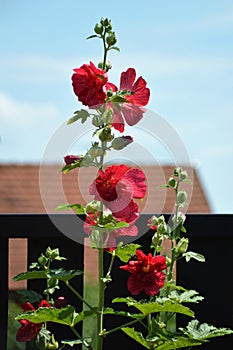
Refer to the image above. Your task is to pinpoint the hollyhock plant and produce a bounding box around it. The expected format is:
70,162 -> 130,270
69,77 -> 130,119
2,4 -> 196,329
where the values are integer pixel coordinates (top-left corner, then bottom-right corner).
14,17 -> 233,350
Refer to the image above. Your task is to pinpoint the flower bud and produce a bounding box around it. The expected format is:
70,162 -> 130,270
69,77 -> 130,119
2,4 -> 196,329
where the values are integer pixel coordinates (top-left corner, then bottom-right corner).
173,167 -> 182,177
148,216 -> 158,230
98,60 -> 112,72
176,212 -> 186,225
157,222 -> 167,235
152,233 -> 160,246
176,237 -> 189,254
106,32 -> 117,46
38,254 -> 48,266
94,23 -> 103,35
179,170 -> 188,181
64,155 -> 81,165
92,115 -> 103,127
99,127 -> 114,142
111,136 -> 133,150
177,190 -> 187,205
168,177 -> 176,188
54,296 -> 67,309
101,17 -> 109,27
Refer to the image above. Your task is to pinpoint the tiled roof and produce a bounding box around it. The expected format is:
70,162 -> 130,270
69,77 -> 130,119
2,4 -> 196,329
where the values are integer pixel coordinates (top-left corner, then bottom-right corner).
1,164 -> 210,290
0,164 -> 211,214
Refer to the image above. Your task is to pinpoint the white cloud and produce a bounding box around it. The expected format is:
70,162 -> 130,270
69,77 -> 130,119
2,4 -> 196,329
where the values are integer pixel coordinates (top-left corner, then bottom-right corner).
0,92 -> 61,125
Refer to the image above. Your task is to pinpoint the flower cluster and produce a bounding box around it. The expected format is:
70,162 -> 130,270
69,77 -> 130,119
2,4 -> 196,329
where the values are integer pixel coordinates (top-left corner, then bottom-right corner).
72,63 -> 149,132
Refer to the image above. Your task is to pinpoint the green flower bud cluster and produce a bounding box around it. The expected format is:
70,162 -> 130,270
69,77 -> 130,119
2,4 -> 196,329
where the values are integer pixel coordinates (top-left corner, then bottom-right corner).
175,237 -> 189,255
93,18 -> 117,48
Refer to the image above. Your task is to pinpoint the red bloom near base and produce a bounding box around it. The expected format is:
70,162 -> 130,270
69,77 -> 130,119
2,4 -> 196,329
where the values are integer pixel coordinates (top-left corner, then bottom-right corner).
120,249 -> 166,296
16,300 -> 50,342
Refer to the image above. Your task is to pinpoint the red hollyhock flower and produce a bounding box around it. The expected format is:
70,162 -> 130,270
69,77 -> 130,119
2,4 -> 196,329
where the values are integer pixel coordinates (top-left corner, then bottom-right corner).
120,68 -> 150,106
108,68 -> 150,132
120,250 -> 166,296
16,300 -> 50,342
90,164 -> 146,223
72,61 -> 108,107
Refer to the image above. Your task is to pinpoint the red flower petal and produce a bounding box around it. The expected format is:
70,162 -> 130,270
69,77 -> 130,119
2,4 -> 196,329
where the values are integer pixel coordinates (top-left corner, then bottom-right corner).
120,68 -> 136,90
121,168 -> 147,199
16,321 -> 41,342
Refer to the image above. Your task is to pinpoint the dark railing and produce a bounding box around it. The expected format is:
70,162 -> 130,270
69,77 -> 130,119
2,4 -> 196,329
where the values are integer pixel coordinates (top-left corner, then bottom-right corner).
1,214 -> 233,349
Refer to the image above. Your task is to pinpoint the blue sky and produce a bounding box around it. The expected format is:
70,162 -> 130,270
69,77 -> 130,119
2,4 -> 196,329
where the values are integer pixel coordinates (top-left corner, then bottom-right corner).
0,0 -> 233,213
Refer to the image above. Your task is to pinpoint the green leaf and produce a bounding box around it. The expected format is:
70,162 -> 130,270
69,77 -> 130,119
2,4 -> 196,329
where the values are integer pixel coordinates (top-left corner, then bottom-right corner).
67,109 -> 90,124
49,268 -> 83,281
13,270 -> 47,281
16,290 -> 43,303
86,34 -> 98,40
122,327 -> 150,349
183,251 -> 205,262
134,301 -> 194,318
109,46 -> 120,51
180,319 -> 233,340
102,307 -> 143,319
72,309 -> 98,325
151,337 -> 202,349
16,306 -> 76,326
56,203 -> 85,214
113,298 -> 194,318
62,338 -> 92,347
115,243 -> 141,262
170,289 -> 204,304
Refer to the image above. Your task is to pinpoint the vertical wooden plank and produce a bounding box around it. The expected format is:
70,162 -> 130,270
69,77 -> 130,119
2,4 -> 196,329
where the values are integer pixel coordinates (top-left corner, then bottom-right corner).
0,237 -> 8,350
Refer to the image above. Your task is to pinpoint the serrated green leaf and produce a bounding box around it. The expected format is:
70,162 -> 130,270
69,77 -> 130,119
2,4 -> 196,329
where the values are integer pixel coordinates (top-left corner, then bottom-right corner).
49,268 -> 83,281
170,289 -> 204,304
122,327 -> 150,349
180,319 -> 233,340
73,309 -> 98,325
115,243 -> 141,262
13,270 -> 47,281
152,337 -> 202,349
134,301 -> 194,318
114,298 -> 194,317
16,306 -> 76,326
183,251 -> 205,262
16,290 -> 43,303
67,109 -> 90,124
56,203 -> 85,214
